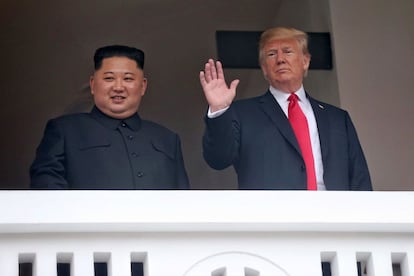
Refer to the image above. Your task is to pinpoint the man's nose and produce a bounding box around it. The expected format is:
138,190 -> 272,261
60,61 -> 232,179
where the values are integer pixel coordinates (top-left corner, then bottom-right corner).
113,78 -> 125,91
276,53 -> 286,64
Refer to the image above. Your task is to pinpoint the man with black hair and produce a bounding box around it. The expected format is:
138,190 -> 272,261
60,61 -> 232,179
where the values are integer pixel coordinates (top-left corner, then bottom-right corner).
31,45 -> 189,189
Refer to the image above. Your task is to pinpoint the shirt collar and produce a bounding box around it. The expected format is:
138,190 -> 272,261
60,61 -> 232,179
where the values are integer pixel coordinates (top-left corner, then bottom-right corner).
269,85 -> 307,103
91,106 -> 142,131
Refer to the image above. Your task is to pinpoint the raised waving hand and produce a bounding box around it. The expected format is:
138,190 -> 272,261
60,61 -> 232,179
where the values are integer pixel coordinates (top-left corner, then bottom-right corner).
199,59 -> 240,112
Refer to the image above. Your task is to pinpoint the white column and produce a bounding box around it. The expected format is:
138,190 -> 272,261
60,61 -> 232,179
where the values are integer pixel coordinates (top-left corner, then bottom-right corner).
73,251 -> 94,276
0,252 -> 18,276
401,251 -> 414,276
225,263 -> 246,276
331,251 -> 358,276
367,252 -> 393,276
110,251 -> 131,276
34,252 -> 57,276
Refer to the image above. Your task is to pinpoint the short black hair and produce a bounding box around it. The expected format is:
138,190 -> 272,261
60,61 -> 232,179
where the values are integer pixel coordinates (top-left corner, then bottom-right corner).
93,45 -> 145,70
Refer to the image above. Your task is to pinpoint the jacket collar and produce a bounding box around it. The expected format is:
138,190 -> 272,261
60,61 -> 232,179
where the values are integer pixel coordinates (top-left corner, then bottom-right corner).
258,90 -> 330,161
259,91 -> 300,154
90,106 -> 142,131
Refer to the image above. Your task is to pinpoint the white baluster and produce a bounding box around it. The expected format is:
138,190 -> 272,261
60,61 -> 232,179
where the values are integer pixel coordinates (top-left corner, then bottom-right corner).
401,251 -> 414,276
34,251 -> 57,276
0,252 -> 18,276
110,251 -> 131,276
224,263 -> 245,276
73,251 -> 94,276
331,251 -> 358,276
367,251 -> 393,276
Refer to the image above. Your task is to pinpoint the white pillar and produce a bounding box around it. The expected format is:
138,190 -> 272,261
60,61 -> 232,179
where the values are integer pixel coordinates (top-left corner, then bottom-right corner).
110,251 -> 131,276
73,251 -> 94,276
331,251 -> 358,276
0,252 -> 18,276
367,252 -> 393,276
34,251 -> 57,276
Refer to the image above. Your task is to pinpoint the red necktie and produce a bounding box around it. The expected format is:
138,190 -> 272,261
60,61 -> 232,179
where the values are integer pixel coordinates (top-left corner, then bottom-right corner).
288,94 -> 317,190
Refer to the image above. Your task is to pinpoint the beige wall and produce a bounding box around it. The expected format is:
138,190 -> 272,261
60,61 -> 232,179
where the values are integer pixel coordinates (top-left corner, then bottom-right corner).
329,0 -> 414,190
0,0 -> 412,190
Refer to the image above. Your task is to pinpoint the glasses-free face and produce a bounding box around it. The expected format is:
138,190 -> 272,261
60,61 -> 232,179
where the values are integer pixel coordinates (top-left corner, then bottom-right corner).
260,39 -> 310,93
90,56 -> 147,119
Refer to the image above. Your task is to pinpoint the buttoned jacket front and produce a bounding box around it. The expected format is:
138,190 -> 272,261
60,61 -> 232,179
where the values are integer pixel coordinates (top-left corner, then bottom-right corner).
203,91 -> 372,190
31,107 -> 189,189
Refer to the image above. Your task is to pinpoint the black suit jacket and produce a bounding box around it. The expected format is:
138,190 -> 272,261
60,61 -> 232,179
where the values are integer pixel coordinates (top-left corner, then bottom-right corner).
31,107 -> 189,189
203,91 -> 372,190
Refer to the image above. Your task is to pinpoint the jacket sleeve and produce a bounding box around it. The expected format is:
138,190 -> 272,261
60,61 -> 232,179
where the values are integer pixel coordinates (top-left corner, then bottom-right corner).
30,119 -> 68,189
345,112 -> 373,190
202,106 -> 241,170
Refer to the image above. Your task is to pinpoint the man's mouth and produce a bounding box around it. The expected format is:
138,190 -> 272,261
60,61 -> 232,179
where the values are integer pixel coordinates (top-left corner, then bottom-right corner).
277,68 -> 290,73
111,96 -> 126,103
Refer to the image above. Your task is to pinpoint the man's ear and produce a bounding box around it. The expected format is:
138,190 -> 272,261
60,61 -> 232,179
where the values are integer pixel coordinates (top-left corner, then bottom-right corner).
89,76 -> 95,95
303,54 -> 311,71
141,78 -> 148,96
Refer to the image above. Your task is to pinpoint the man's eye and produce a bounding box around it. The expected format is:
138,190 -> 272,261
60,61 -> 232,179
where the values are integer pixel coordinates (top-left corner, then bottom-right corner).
124,77 -> 134,81
267,52 -> 276,57
104,77 -> 114,81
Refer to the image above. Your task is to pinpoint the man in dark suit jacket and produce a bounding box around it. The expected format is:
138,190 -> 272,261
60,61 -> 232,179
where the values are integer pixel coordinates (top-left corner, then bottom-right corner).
199,27 -> 371,191
31,45 -> 189,189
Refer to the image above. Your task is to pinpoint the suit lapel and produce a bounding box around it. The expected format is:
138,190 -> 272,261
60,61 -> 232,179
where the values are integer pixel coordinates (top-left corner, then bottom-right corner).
309,96 -> 329,162
258,91 -> 302,155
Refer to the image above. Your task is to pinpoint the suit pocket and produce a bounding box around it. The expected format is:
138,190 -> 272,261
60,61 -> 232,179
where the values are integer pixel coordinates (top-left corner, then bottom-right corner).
151,139 -> 175,160
78,138 -> 111,150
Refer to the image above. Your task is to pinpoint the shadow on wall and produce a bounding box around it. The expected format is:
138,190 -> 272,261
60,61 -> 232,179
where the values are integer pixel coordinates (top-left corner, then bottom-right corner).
64,84 -> 94,114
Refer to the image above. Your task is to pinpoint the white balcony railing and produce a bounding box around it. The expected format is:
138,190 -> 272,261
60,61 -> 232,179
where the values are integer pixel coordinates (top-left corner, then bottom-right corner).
0,190 -> 413,276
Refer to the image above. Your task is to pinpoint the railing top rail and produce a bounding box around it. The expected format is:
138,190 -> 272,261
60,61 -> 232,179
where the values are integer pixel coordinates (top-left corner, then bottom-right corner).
0,191 -> 413,234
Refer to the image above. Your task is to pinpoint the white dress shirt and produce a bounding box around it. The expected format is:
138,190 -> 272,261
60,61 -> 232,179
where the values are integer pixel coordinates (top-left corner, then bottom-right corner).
269,85 -> 326,190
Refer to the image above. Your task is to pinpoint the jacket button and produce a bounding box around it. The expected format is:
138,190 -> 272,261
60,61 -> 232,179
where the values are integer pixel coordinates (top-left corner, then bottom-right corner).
127,135 -> 134,140
137,172 -> 144,177
131,152 -> 139,158
301,165 -> 306,171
